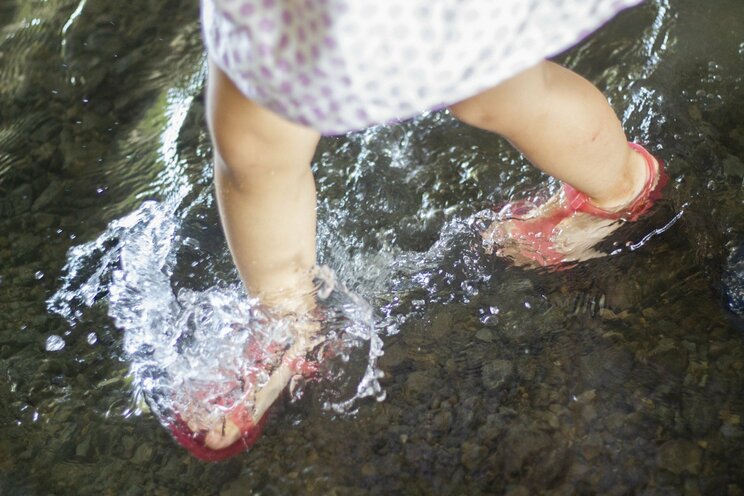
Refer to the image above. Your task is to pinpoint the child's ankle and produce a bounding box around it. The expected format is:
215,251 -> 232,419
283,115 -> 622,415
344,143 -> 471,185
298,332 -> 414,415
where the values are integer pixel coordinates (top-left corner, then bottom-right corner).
589,148 -> 649,212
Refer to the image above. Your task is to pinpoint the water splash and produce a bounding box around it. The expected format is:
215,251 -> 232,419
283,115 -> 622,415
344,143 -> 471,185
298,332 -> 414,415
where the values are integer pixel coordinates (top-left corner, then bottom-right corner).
48,191 -> 388,432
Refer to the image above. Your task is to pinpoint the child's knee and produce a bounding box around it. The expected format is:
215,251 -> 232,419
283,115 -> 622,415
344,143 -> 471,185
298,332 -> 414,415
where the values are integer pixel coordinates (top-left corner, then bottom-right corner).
210,116 -> 267,179
210,105 -> 312,182
210,124 -> 277,190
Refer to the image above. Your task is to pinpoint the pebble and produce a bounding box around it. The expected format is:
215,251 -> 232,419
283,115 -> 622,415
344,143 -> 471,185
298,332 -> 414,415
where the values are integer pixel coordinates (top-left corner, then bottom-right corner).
482,359 -> 513,389
404,371 -> 435,398
121,435 -> 136,459
432,409 -> 453,433
719,423 -> 744,440
430,312 -> 452,340
682,396 -> 719,436
657,440 -> 703,475
132,444 -> 154,465
75,436 -> 92,459
360,463 -> 377,477
475,328 -> 494,342
460,441 -> 487,471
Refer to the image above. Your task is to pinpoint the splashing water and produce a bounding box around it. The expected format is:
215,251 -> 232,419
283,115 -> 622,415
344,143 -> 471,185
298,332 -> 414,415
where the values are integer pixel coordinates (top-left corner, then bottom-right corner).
48,190 -> 387,432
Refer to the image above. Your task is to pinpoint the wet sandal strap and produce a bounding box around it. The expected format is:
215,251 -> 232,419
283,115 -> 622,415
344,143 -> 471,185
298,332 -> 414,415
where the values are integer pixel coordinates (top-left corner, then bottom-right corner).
563,142 -> 665,222
169,408 -> 267,462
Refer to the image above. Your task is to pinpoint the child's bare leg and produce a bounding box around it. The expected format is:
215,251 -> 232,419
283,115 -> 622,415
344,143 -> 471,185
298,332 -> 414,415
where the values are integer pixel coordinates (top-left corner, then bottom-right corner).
207,60 -> 320,312
449,61 -> 658,264
197,61 -> 320,448
450,60 -> 647,209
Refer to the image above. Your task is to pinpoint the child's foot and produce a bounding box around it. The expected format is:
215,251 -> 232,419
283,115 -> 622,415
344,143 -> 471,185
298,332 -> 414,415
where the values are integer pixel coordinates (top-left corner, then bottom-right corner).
168,317 -> 323,461
483,143 -> 667,267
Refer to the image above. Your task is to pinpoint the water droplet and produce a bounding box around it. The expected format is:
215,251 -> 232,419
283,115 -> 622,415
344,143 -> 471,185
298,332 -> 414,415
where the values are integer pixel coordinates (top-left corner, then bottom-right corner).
45,335 -> 66,352
479,314 -> 499,326
479,305 -> 501,325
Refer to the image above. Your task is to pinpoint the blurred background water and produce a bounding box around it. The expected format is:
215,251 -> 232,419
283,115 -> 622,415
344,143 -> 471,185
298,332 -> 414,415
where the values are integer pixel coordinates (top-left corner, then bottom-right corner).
1,0 -> 744,494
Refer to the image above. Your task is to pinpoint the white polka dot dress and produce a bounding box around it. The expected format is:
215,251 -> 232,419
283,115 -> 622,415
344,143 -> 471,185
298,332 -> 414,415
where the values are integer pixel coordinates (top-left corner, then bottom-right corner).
202,0 -> 644,135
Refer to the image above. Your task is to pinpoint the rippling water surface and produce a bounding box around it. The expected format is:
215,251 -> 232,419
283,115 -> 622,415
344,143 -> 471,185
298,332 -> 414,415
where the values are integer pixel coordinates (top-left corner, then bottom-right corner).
2,0 -> 744,493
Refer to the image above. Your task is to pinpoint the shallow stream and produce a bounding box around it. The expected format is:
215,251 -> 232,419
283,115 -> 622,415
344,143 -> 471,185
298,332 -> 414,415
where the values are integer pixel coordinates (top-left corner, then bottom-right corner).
2,0 -> 744,494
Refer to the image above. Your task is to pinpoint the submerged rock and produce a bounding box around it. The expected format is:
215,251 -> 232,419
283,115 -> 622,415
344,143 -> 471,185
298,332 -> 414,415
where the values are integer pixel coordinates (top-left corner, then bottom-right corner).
475,328 -> 495,343
482,359 -> 513,390
656,440 -> 702,475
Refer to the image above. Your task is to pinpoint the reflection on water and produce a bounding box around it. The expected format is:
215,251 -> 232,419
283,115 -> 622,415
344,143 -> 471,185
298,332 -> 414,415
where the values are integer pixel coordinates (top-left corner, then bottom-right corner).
2,0 -> 744,493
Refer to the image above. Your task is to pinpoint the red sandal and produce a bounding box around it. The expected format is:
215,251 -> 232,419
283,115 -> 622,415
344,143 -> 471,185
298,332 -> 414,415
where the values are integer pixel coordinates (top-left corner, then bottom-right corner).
164,330 -> 324,462
168,405 -> 267,462
486,143 -> 668,267
563,143 -> 668,222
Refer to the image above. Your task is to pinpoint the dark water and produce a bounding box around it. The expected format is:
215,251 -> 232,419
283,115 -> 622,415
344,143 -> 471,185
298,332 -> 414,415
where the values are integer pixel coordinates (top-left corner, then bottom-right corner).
2,0 -> 744,494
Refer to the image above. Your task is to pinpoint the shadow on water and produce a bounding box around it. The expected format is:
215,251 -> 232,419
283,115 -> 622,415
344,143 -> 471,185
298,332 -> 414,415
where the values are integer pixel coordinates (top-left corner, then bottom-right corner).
1,0 -> 744,494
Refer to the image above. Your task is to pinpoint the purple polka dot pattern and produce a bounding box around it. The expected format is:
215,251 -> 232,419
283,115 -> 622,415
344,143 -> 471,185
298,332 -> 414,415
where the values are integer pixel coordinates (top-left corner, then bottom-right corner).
202,0 -> 644,135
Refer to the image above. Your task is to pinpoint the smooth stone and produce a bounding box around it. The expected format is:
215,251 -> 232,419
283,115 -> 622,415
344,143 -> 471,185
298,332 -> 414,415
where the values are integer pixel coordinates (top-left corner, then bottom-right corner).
657,439 -> 702,475
75,435 -> 92,458
475,328 -> 494,343
432,410 -> 453,433
132,443 -> 153,465
482,359 -> 513,390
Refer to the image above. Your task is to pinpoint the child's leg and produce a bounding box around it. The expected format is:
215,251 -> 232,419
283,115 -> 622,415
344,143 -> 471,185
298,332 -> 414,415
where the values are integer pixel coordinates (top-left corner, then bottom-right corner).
449,61 -> 648,211
206,60 -> 320,313
449,61 -> 659,265
179,62 -> 320,451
